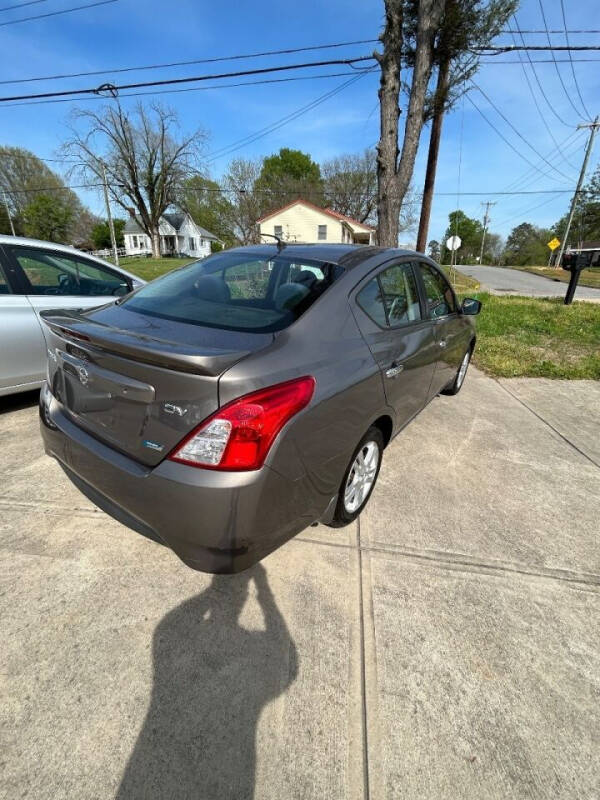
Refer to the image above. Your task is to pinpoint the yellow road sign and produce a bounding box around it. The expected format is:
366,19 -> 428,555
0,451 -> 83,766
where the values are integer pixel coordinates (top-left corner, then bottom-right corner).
547,237 -> 560,251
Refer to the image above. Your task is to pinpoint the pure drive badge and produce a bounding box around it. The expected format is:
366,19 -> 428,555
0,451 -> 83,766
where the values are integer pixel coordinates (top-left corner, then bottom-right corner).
143,440 -> 164,452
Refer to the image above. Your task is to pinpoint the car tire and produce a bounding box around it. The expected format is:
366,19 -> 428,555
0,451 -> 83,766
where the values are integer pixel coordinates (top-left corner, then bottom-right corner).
327,426 -> 384,528
441,342 -> 473,396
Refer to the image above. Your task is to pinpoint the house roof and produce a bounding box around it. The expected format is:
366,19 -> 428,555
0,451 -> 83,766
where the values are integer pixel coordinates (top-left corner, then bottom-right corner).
123,211 -> 218,240
162,212 -> 186,231
323,207 -> 376,231
124,216 -> 144,234
256,198 -> 375,231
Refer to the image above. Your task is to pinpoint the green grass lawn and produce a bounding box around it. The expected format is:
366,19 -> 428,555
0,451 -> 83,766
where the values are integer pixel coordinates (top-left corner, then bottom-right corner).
470,293 -> 600,380
115,257 -> 196,281
510,264 -> 600,290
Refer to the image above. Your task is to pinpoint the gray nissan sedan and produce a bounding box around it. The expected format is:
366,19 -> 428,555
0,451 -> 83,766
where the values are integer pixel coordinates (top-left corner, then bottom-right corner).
39,244 -> 481,573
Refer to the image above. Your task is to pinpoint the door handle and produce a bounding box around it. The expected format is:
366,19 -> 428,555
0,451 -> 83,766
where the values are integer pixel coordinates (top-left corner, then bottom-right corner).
438,340 -> 447,348
385,364 -> 404,378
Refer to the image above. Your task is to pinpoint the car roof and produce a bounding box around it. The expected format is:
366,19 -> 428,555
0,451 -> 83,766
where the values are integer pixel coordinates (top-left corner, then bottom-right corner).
0,234 -> 145,283
225,243 -> 420,267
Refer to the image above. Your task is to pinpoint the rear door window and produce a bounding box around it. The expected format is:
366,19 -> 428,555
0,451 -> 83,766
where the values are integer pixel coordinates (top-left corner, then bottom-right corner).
122,251 -> 342,333
9,247 -> 131,297
356,262 -> 422,328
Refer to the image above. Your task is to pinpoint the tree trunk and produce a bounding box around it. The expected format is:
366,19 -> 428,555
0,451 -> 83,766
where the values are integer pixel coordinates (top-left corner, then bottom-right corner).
376,0 -> 445,247
416,57 -> 450,253
376,0 -> 403,247
151,229 -> 161,258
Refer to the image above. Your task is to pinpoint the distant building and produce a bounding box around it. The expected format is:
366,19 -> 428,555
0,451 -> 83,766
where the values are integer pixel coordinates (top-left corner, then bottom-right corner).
123,212 -> 219,258
257,198 -> 376,245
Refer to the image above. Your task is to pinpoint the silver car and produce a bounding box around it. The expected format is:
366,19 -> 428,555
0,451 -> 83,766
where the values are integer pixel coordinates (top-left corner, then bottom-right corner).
39,244 -> 481,573
0,235 -> 144,396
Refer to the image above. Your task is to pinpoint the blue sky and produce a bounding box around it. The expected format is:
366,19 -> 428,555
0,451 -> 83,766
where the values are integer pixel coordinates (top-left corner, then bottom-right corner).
1,0 -> 598,246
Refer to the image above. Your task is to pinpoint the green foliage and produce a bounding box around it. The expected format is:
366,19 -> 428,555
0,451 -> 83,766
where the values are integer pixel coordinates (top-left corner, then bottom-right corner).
22,194 -> 73,242
0,146 -> 96,243
403,0 -> 518,115
503,222 -> 552,266
428,239 -> 440,259
210,240 -> 223,253
256,148 -> 324,212
552,164 -> 600,245
179,176 -> 234,246
470,292 -> 600,379
91,218 -> 125,249
442,210 -> 484,263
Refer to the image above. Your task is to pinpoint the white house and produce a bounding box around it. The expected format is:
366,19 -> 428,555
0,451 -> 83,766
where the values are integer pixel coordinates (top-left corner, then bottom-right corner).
123,212 -> 219,258
257,199 -> 376,245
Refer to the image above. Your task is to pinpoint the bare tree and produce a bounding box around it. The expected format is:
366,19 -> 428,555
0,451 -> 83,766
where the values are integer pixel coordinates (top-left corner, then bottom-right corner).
375,0 -> 444,247
222,158 -> 263,245
322,149 -> 377,224
63,102 -> 207,258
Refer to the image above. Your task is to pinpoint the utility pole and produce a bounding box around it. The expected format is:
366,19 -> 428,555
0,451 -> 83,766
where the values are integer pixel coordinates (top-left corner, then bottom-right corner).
2,190 -> 15,236
101,162 -> 119,267
556,116 -> 599,278
479,200 -> 496,265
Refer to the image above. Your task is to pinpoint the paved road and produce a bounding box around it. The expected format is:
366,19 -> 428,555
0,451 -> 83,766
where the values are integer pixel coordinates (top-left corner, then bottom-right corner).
1,371 -> 599,799
458,264 -> 600,299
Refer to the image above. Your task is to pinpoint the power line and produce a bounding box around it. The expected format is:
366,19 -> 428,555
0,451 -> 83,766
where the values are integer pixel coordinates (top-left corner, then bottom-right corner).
0,68 -> 376,109
537,0 -> 587,121
479,57 -> 600,64
560,0 -> 593,121
0,39 -> 381,86
480,44 -> 600,53
466,93 -> 575,184
0,0 -> 117,27
3,183 -> 585,197
0,55 -> 375,103
0,0 -> 46,11
501,129 -> 585,193
511,14 -> 575,129
471,83 -> 575,182
494,192 -> 563,228
206,70 -> 374,162
498,28 -> 600,34
506,19 -> 578,172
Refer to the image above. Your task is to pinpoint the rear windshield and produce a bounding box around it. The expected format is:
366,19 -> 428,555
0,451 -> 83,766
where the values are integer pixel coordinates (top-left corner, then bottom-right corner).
121,251 -> 344,333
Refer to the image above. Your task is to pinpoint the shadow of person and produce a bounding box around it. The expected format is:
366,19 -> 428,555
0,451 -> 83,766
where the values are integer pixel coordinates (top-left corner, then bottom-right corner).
115,564 -> 297,800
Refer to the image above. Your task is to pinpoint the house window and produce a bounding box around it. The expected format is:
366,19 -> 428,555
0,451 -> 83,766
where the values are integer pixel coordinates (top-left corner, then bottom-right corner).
131,235 -> 138,248
189,237 -> 196,251
138,236 -> 144,249
274,225 -> 283,238
318,225 -> 327,241
200,238 -> 205,247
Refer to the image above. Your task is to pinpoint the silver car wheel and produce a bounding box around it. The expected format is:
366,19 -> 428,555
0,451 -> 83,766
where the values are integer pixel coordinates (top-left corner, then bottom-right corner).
344,441 -> 380,514
456,350 -> 470,389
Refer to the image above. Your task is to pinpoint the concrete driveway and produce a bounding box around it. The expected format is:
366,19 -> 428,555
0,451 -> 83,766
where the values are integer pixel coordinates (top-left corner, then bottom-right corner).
1,370 -> 599,800
458,264 -> 600,300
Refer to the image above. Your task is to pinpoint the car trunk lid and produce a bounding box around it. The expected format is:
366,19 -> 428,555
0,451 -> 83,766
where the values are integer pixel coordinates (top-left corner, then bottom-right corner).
41,307 -> 273,466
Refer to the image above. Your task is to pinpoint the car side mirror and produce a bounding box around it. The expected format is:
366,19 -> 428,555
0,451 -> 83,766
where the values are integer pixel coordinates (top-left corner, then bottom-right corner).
461,297 -> 482,315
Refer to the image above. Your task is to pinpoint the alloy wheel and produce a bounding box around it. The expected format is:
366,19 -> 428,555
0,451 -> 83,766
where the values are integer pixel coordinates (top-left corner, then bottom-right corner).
344,441 -> 380,514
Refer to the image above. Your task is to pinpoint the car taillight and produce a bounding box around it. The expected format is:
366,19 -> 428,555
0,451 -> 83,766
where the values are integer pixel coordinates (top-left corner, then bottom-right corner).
168,376 -> 315,471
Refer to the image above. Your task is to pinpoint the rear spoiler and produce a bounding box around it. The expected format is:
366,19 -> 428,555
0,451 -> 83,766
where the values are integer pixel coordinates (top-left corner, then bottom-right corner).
40,310 -> 251,377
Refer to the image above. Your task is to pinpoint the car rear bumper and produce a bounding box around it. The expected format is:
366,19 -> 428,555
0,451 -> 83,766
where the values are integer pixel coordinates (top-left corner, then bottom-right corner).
39,383 -> 325,573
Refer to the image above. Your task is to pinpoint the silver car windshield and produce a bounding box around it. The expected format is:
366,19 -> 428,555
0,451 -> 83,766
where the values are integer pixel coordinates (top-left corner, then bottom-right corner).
121,251 -> 343,332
